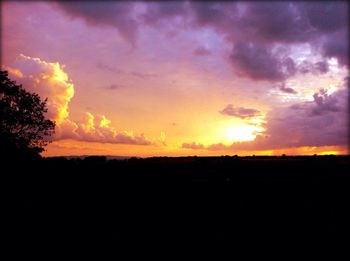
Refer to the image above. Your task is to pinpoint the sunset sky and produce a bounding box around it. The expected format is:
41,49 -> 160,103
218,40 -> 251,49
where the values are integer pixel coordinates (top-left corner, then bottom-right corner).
2,1 -> 349,157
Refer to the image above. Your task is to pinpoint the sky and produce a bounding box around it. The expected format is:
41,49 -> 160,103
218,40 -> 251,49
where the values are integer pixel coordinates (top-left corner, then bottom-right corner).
1,1 -> 349,157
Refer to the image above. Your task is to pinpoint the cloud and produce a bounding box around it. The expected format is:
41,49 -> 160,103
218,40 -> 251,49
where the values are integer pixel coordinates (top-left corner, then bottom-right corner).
237,2 -> 312,44
57,1 -> 349,70
298,61 -> 330,75
190,2 -> 347,44
190,1 -> 236,31
302,2 -> 348,33
220,104 -> 261,119
311,88 -> 341,116
191,2 -> 348,73
96,63 -> 158,79
59,1 -> 349,73
193,1 -> 348,75
73,112 -> 151,145
185,82 -> 348,151
6,54 -> 74,124
130,71 -> 158,79
193,46 -> 211,56
158,131 -> 167,146
229,43 -> 296,82
181,142 -> 230,151
106,84 -> 121,90
321,30 -> 349,67
182,142 -> 205,150
7,55 -> 152,146
314,61 -> 329,74
56,1 -> 138,44
96,63 -> 123,74
279,83 -> 297,94
206,143 -> 228,151
258,87 -> 348,148
213,86 -> 348,150
142,1 -> 189,25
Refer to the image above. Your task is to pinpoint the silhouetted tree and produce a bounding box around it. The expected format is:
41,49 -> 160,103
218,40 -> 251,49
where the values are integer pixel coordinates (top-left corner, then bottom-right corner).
0,70 -> 55,160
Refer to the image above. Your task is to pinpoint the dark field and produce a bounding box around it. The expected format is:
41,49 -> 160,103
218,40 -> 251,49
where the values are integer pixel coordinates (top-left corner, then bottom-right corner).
6,155 -> 350,246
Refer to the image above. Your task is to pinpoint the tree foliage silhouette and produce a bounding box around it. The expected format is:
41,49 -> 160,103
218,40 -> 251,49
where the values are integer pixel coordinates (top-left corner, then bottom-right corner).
0,70 -> 55,159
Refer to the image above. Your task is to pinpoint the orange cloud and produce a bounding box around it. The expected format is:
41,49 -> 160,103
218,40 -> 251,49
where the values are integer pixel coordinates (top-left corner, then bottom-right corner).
74,112 -> 151,145
6,55 -> 152,145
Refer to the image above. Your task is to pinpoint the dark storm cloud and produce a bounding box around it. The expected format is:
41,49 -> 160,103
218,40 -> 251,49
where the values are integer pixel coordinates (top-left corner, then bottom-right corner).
237,2 -> 312,44
222,2 -> 347,45
220,104 -> 261,119
56,1 -> 138,44
58,1 -> 348,75
189,1 -> 348,71
229,43 -> 296,82
189,1 -> 237,30
142,1 -> 189,25
224,2 -> 347,81
302,1 -> 348,33
321,30 -> 349,66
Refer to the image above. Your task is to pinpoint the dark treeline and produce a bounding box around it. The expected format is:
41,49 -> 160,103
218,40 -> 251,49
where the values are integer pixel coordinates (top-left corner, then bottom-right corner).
5,155 -> 350,247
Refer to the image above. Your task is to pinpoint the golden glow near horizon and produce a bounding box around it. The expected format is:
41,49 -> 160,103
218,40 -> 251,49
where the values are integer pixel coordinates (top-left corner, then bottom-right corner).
221,121 -> 264,144
43,139 -> 347,157
194,115 -> 266,146
318,151 -> 340,155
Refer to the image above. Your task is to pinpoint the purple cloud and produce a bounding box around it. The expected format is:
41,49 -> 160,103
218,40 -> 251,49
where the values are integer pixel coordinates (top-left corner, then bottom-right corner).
311,89 -> 341,116
298,60 -> 330,75
321,30 -> 349,66
97,63 -> 157,79
193,46 -> 211,56
96,63 -> 123,74
58,1 -> 349,71
229,43 -> 296,82
56,1 -> 138,44
186,82 -> 348,151
221,87 -> 347,150
142,1 -> 188,25
302,2 -> 348,33
279,83 -> 297,94
261,87 -> 348,148
220,104 -> 261,119
314,61 -> 329,74
190,2 -> 237,31
237,2 -> 311,44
